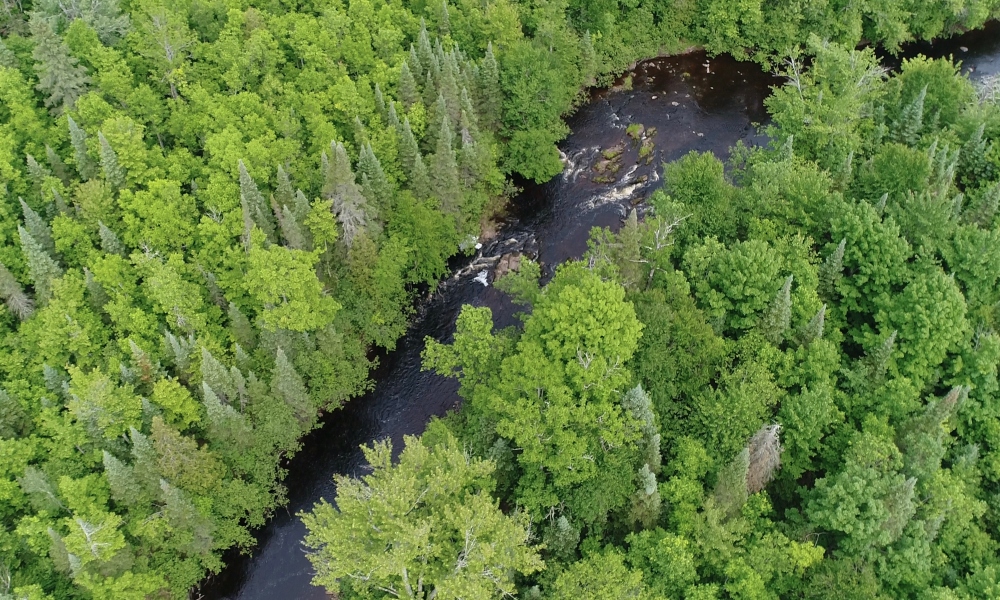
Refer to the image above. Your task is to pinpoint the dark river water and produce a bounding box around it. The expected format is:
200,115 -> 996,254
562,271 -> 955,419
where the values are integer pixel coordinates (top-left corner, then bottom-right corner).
201,22 -> 1000,600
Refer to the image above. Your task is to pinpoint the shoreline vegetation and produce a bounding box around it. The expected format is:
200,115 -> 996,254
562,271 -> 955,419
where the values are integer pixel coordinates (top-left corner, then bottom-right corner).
0,1 -> 999,599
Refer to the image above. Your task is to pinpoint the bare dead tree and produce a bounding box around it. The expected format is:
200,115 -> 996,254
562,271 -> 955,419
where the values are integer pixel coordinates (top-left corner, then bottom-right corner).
747,423 -> 783,494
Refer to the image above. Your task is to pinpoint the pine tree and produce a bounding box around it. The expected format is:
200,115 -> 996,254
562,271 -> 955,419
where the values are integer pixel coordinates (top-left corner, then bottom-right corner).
713,447 -> 750,519
103,451 -> 144,507
46,145 -> 71,185
30,15 -> 90,114
399,60 -> 420,110
98,131 -> 126,192
761,275 -> 793,345
358,143 -> 392,210
272,348 -> 314,426
798,304 -> 826,346
98,221 -> 125,255
239,159 -> 276,241
68,115 -> 98,180
430,118 -> 462,215
19,198 -> 55,255
478,42 -> 501,130
18,225 -> 62,304
818,238 -> 845,301
895,85 -> 927,145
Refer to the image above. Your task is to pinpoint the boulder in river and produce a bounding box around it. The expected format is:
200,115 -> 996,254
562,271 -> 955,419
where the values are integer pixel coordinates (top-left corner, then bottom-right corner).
494,253 -> 522,280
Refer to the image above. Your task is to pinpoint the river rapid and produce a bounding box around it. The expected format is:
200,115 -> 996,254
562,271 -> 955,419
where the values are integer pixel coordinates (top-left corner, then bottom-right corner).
201,22 -> 1000,599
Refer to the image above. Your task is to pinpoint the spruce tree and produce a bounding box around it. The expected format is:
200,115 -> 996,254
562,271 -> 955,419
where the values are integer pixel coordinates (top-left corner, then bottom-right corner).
399,117 -> 420,177
543,515 -> 580,561
439,52 -> 461,127
0,388 -> 29,438
202,382 -> 252,445
46,145 -> 71,185
761,275 -> 793,345
227,302 -> 256,350
422,69 -> 438,109
26,154 -> 52,191
52,188 -> 70,214
324,142 -> 373,247
84,267 -> 110,313
966,182 -> 1000,228
374,82 -> 386,116
387,101 -> 401,131
417,20 -> 434,79
98,221 -> 125,255
30,15 -> 90,114
399,60 -> 420,109
20,198 -> 55,255
278,204 -> 308,250
160,479 -> 214,556
798,303 -> 826,346
98,131 -> 126,192
68,115 -> 97,180
430,118 -> 462,215
293,189 -> 311,223
478,42 -> 501,130
0,262 -> 33,321
408,44 -> 423,79
18,225 -> 62,304
438,0 -> 450,37
459,87 -> 479,140
239,159 -> 276,241
103,450 -> 144,507
358,143 -> 392,210
623,385 -> 661,472
411,151 -> 432,200
895,85 -> 927,145
200,347 -> 238,406
275,165 -> 295,214
272,348 -> 314,426
818,238 -> 845,301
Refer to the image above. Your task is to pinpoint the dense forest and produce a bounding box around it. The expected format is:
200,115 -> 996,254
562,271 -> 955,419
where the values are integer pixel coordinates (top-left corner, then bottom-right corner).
1,0 -> 999,598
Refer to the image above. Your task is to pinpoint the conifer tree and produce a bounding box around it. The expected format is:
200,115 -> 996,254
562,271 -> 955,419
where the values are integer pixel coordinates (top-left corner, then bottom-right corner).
0,37 -> 16,68
897,386 -> 964,482
387,101 -> 401,131
0,388 -> 29,438
761,275 -> 793,344
0,262 -> 32,321
18,225 -> 62,304
399,60 -> 420,109
439,52 -> 461,127
324,142 -> 374,247
417,20 -> 434,79
459,87 -> 479,140
103,451 -> 144,507
98,131 -> 126,192
623,385 -> 661,472
478,42 -> 501,130
275,165 -> 295,213
408,44 -> 423,78
19,466 -> 63,512
798,304 -> 826,345
227,302 -> 256,350
430,121 -> 462,215
30,15 -> 90,114
45,145 -> 71,185
629,463 -> 661,529
358,143 -> 392,210
374,82 -> 386,116
160,479 -> 214,556
895,85 -> 927,145
98,221 -> 125,255
966,182 -> 1000,227
580,31 -> 597,85
438,0 -> 450,37
200,347 -> 241,406
19,198 -> 55,255
713,447 -> 750,519
543,515 -> 581,560
202,382 -> 252,446
239,159 -> 276,242
272,348 -> 314,426
52,188 -> 70,214
277,204 -> 308,250
26,153 -> 51,191
68,115 -> 97,180
818,238 -> 845,301
399,117 -> 420,177
411,151 -> 432,200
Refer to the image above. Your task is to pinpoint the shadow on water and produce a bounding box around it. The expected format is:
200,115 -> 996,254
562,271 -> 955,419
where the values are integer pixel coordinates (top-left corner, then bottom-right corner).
200,25 -> 1000,599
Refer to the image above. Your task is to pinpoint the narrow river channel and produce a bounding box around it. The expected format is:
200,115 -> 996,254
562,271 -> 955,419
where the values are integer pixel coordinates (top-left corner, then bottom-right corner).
201,22 -> 1000,599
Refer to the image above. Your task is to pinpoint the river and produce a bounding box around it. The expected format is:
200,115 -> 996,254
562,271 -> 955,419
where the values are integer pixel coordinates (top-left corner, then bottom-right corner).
200,22 -> 1000,599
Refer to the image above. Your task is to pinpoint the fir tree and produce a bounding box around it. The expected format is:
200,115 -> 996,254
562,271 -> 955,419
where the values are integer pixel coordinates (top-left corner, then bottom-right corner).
103,451 -> 144,507
200,347 -> 239,406
374,82 -> 386,116
417,20 -> 434,80
408,44 -> 423,79
26,153 -> 52,190
818,238 -> 846,301
98,131 -> 126,192
18,466 -> 64,512
30,15 -> 90,114
202,383 -> 252,446
275,165 -> 295,214
293,189 -> 311,223
52,188 -> 70,214
438,0 -> 450,37
160,479 -> 214,556
278,203 -> 308,250
387,101 -> 401,131
798,304 -> 826,346
84,267 -> 110,313
399,60 -> 420,109
164,331 -> 197,379
430,118 -> 462,215
966,182 -> 1000,228
238,159 -> 277,242
272,348 -> 314,426
713,447 -> 749,519
98,221 -> 125,255
422,69 -> 439,111
895,84 -> 927,145
20,198 -> 55,255
358,143 -> 392,210
459,87 -> 479,140
761,275 -> 793,345
478,42 -> 501,130
46,145 -> 71,185
411,151 -> 432,200
399,117 -> 420,177
897,386 -> 964,482
324,142 -> 374,247
439,52 -> 461,127
68,115 -> 97,180
18,225 -> 62,304
227,302 -> 256,350
0,262 -> 33,321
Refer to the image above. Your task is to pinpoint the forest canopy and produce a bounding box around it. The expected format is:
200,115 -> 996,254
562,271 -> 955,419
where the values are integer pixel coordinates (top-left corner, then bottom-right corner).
1,0 -> 1000,598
